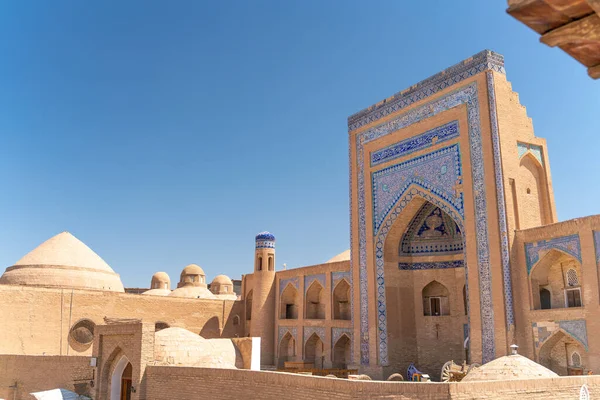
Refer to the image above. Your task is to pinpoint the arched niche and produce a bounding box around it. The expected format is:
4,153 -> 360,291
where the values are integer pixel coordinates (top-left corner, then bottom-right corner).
518,153 -> 551,228
304,333 -> 324,368
539,330 -> 588,375
305,281 -> 325,320
332,279 -> 351,320
530,249 -> 582,310
278,332 -> 296,367
110,355 -> 131,400
280,284 -> 299,319
422,280 -> 450,316
199,316 -> 220,339
332,334 -> 351,368
246,290 -> 253,321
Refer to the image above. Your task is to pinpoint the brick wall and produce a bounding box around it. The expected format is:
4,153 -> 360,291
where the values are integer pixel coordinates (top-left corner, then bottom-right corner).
145,366 -> 600,400
0,355 -> 93,400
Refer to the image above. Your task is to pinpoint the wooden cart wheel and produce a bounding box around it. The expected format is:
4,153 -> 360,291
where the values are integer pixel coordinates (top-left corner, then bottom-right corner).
466,363 -> 481,375
441,361 -> 454,382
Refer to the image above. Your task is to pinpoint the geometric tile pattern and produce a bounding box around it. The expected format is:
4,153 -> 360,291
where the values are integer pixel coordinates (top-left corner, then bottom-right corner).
486,71 -> 514,327
279,276 -> 299,296
371,144 -> 463,233
331,271 -> 351,293
370,120 -> 459,167
532,320 -> 588,351
304,274 -> 326,294
525,234 -> 582,275
517,142 -> 544,166
278,325 -> 298,347
594,231 -> 600,264
303,326 -> 326,345
398,260 -> 464,270
351,50 -> 505,365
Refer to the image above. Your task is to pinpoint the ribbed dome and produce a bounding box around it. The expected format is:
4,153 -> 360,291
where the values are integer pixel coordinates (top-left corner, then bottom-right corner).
255,231 -> 275,241
0,232 -> 124,292
462,354 -> 558,382
326,249 -> 351,263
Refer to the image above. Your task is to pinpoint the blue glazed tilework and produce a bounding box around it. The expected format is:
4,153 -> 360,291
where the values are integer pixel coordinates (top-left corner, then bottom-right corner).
278,325 -> 298,347
559,320 -> 588,350
370,121 -> 459,167
486,71 -> 514,327
354,81 -> 497,365
517,142 -> 544,166
304,274 -> 326,294
348,50 -> 505,131
525,234 -> 581,274
371,144 -> 463,234
398,260 -> 464,270
594,231 -> 600,264
331,271 -> 351,292
303,326 -> 326,344
279,277 -> 299,296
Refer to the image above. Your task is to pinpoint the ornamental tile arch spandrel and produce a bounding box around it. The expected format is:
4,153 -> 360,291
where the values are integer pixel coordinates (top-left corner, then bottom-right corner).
349,50 -> 508,366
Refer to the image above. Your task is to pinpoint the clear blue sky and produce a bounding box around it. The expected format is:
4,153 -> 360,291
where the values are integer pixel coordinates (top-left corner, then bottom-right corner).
0,1 -> 598,288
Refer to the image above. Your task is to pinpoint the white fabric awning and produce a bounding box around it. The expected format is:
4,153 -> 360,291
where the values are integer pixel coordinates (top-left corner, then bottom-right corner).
30,389 -> 90,400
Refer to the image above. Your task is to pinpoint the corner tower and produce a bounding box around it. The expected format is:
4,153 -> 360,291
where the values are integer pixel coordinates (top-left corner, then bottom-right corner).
249,231 -> 276,365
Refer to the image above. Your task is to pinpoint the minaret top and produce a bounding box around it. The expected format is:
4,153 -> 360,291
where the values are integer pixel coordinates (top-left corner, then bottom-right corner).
255,231 -> 275,249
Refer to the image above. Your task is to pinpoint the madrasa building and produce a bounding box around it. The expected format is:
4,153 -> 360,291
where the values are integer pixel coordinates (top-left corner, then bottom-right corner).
2,50 -> 600,400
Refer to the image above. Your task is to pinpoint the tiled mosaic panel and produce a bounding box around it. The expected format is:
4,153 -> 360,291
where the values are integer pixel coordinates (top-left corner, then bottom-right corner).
517,142 -> 544,166
355,82 -> 497,365
525,234 -> 582,274
532,320 -> 588,350
371,144 -> 463,233
303,326 -> 326,344
331,271 -> 351,292
370,120 -> 459,167
279,277 -> 299,296
278,325 -> 298,346
487,71 -> 514,327
304,274 -> 326,294
398,260 -> 464,270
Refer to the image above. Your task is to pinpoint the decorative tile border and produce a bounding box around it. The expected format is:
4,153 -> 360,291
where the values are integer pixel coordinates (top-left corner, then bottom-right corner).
517,142 -> 544,166
278,325 -> 298,346
593,231 -> 600,264
486,71 -> 514,328
354,81 -> 497,365
304,274 -> 326,294
525,234 -> 582,275
398,260 -> 464,270
332,271 -> 351,292
279,277 -> 299,296
348,50 -> 505,131
303,326 -> 326,345
371,144 -> 463,233
370,121 -> 459,167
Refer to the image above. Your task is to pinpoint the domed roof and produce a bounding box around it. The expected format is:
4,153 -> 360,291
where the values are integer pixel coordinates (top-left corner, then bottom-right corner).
212,275 -> 233,286
154,327 -> 240,368
169,285 -> 216,299
152,272 -> 170,282
0,232 -> 124,292
182,264 -> 205,276
141,288 -> 171,296
326,249 -> 351,263
462,354 -> 558,382
255,231 -> 275,241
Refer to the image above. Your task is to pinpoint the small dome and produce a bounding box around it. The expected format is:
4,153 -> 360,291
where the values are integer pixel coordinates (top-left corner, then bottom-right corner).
255,231 -> 275,241
0,231 -> 124,292
462,354 -> 558,382
182,264 -> 205,276
326,249 -> 351,263
169,285 -> 216,299
212,275 -> 233,286
151,272 -> 170,289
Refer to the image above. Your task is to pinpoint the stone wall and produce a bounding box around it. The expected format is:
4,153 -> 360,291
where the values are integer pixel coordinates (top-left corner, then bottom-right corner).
0,355 -> 93,400
0,284 -> 245,356
145,366 -> 600,400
